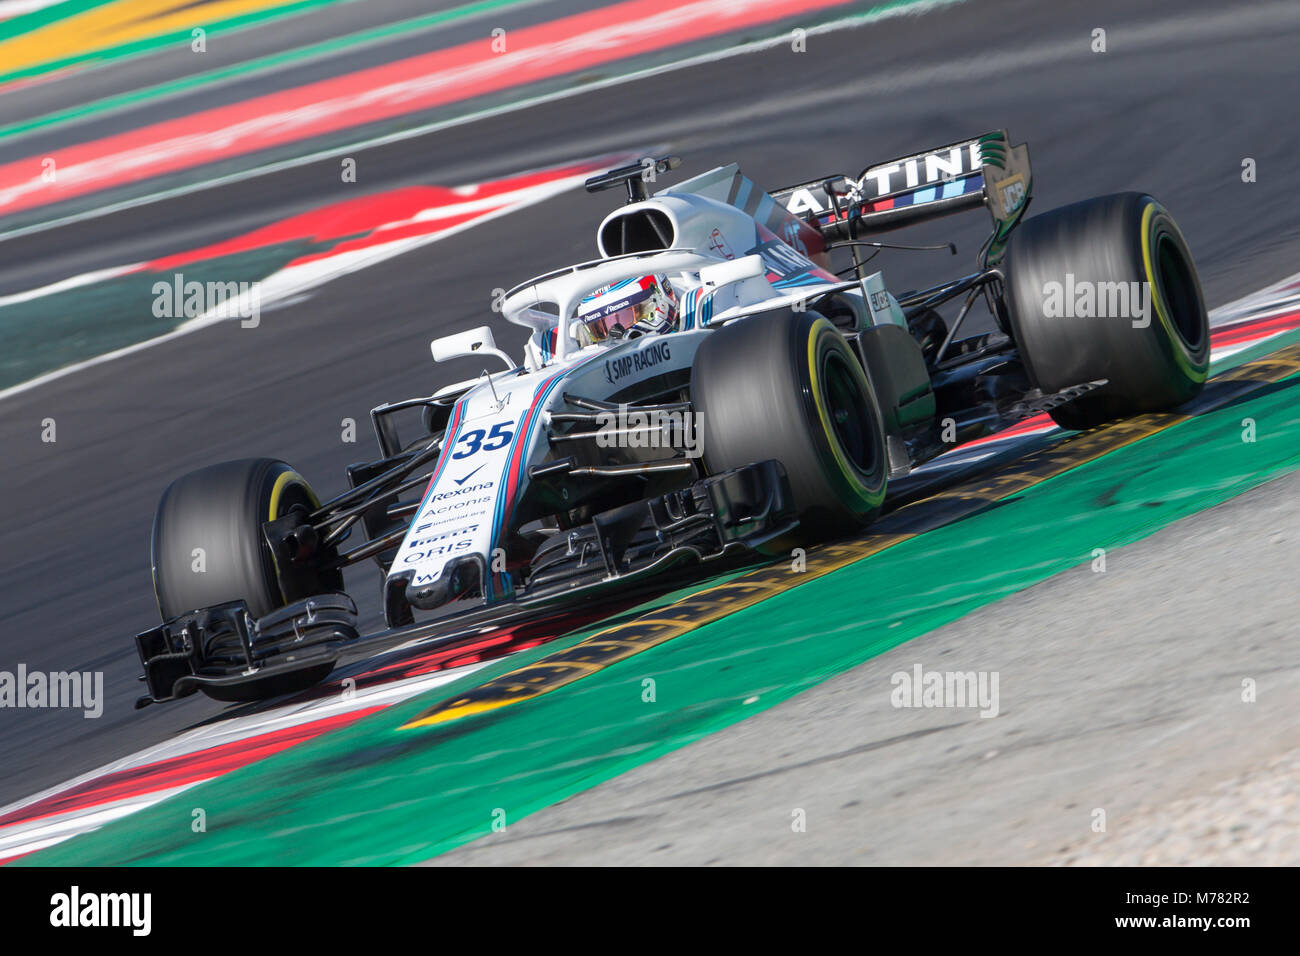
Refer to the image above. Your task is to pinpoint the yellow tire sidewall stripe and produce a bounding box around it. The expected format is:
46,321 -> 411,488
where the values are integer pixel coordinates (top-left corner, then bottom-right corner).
267,467 -> 318,521
805,317 -> 885,510
1141,201 -> 1209,385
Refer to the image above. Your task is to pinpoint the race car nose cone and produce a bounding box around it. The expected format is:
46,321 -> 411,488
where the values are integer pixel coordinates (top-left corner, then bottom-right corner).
404,555 -> 484,610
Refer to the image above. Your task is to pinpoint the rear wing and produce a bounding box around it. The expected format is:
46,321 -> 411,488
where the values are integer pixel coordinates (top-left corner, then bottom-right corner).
770,130 -> 1032,264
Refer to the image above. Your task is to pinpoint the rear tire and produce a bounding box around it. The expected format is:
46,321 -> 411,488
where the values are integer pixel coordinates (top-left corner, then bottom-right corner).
692,309 -> 888,549
1004,192 -> 1209,430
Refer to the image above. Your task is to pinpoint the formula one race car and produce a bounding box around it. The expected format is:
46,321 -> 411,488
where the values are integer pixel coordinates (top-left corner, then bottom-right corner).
135,131 -> 1209,705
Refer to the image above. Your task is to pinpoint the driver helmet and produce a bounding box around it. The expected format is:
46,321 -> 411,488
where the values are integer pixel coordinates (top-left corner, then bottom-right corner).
575,274 -> 677,344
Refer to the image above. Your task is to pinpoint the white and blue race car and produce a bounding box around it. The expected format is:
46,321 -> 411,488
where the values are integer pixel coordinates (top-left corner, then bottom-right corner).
135,133 -> 1210,704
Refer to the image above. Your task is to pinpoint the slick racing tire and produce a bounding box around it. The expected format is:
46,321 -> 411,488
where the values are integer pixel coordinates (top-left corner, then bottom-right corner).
692,308 -> 888,550
152,459 -> 340,702
153,457 -> 337,620
1004,192 -> 1210,431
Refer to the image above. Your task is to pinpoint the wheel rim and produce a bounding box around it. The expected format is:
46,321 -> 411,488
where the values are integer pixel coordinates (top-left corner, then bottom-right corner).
1154,230 -> 1205,351
819,349 -> 878,478
259,470 -> 318,607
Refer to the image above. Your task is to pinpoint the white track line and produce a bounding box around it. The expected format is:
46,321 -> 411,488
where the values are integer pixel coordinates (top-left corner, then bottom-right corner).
0,161 -> 615,403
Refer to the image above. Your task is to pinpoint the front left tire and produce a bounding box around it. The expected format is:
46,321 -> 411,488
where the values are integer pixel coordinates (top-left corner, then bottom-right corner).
152,457 -> 339,620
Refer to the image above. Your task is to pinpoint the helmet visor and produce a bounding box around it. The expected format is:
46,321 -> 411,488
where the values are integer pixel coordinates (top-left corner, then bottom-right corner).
582,305 -> 637,342
578,276 -> 675,342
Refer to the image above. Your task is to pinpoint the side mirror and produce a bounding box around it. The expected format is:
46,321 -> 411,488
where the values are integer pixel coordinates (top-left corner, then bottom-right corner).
430,325 -> 516,370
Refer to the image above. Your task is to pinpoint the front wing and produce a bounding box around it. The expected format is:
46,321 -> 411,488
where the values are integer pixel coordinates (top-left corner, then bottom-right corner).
134,461 -> 795,706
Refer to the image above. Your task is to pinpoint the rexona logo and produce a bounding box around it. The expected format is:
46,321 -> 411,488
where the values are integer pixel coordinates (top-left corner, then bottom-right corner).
50,887 -> 151,936
604,340 -> 671,385
427,481 -> 494,504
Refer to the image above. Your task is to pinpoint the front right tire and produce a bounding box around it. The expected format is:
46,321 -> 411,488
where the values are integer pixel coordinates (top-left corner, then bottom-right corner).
691,308 -> 888,549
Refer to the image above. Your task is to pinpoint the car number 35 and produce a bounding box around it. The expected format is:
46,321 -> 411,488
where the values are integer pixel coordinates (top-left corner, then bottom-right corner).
452,422 -> 515,459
